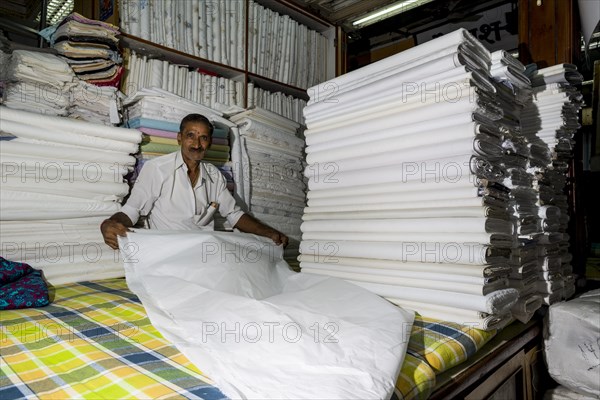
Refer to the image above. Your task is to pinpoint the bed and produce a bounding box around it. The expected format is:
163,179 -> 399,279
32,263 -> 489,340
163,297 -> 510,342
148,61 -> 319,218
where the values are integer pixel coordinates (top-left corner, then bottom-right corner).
1,277 -> 499,399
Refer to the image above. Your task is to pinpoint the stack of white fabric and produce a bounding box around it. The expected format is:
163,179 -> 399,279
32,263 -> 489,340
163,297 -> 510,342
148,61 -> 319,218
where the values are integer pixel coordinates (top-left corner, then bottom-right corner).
247,82 -> 306,125
118,0 -> 329,86
123,88 -> 245,223
119,0 -> 244,69
123,50 -> 244,112
522,64 -> 583,303
230,108 -> 305,267
489,50 -> 544,323
299,29 -> 522,330
70,80 -> 122,125
0,107 -> 142,285
2,50 -> 76,116
248,0 -> 329,88
1,50 -> 121,125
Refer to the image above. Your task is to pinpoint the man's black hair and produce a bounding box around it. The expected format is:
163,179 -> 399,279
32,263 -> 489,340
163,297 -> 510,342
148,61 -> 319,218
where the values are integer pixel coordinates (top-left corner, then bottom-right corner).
179,113 -> 214,135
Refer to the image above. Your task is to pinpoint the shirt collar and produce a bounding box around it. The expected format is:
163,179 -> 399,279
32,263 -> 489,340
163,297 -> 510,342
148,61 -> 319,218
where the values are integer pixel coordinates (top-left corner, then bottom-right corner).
173,150 -> 215,186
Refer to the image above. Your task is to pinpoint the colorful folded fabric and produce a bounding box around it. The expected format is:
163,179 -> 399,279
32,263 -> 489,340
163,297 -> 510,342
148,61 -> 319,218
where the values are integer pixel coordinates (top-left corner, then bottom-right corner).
209,144 -> 230,153
141,134 -> 178,146
87,65 -> 124,87
395,353 -> 436,400
407,314 -> 497,373
140,142 -> 178,154
139,127 -> 178,139
211,128 -> 229,139
130,120 -> 230,139
127,117 -> 180,132
0,257 -> 50,310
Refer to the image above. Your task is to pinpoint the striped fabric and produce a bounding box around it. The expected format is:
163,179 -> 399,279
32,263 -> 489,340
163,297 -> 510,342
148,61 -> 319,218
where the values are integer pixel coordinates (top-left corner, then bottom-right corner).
407,315 -> 497,373
0,278 -> 227,400
395,353 -> 436,400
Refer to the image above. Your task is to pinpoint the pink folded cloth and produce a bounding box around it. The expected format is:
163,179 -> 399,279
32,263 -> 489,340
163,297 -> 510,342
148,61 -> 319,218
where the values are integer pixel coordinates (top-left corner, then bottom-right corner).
139,127 -> 178,139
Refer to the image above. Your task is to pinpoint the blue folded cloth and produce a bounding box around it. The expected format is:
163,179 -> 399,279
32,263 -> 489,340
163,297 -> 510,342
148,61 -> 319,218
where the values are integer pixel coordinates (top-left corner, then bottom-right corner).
126,118 -> 229,139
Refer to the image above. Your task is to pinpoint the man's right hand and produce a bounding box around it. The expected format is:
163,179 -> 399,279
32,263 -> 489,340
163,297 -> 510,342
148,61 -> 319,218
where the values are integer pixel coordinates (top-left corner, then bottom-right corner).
101,219 -> 131,250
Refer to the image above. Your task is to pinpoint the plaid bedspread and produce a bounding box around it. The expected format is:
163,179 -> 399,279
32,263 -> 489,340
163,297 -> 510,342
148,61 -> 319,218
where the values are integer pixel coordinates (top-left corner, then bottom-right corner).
1,278 -> 499,400
0,278 -> 228,400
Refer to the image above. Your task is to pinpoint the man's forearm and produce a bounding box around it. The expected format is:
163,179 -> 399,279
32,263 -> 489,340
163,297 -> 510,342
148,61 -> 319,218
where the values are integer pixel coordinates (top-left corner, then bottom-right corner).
234,214 -> 289,247
234,214 -> 271,236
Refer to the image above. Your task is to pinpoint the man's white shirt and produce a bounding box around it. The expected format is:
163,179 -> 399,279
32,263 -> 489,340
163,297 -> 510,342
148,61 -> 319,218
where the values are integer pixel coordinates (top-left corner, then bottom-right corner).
121,151 -> 244,230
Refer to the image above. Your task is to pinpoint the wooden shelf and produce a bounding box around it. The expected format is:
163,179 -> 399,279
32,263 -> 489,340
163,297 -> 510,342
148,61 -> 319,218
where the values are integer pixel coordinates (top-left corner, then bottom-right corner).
119,33 -> 246,81
248,72 -> 310,100
430,319 -> 543,400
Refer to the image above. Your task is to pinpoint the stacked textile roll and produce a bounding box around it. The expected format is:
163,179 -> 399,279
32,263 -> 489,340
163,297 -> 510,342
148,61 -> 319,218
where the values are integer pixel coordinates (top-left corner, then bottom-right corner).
0,107 -> 142,285
2,50 -> 76,116
489,50 -> 543,323
521,64 -> 584,303
247,82 -> 306,124
248,0 -> 328,88
299,29 -> 522,330
230,108 -> 305,267
119,0 -> 245,69
42,13 -> 124,87
123,50 -> 244,112
123,88 -> 243,215
1,49 -> 121,125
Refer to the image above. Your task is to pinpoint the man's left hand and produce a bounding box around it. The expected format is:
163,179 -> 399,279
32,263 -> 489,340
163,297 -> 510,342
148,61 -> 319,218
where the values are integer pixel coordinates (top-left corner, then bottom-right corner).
268,230 -> 289,248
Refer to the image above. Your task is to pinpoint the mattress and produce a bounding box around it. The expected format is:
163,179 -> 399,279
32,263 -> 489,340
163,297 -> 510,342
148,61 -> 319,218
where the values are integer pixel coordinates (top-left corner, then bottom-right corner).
0,278 -> 499,399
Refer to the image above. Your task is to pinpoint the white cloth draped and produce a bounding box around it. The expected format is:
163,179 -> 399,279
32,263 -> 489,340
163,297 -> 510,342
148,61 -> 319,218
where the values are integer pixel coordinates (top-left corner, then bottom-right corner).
121,230 -> 413,399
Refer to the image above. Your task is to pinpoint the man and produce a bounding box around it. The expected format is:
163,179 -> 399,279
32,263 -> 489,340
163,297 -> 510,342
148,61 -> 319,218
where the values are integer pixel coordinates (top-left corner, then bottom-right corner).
101,113 -> 288,249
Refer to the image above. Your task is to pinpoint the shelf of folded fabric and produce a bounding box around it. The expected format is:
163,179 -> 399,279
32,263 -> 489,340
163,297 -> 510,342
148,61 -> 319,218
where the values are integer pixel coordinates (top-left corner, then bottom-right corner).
121,49 -> 245,113
2,49 -> 122,125
520,64 -> 583,304
298,29 -> 565,332
0,106 -> 142,284
248,0 -> 334,89
119,33 -> 246,81
247,81 -> 307,124
120,33 -> 313,108
117,0 -> 335,112
41,13 -> 124,88
229,107 -> 306,267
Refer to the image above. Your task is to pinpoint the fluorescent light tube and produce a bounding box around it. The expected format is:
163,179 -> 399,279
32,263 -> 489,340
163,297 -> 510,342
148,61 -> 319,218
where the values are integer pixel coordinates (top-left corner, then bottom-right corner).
352,0 -> 435,27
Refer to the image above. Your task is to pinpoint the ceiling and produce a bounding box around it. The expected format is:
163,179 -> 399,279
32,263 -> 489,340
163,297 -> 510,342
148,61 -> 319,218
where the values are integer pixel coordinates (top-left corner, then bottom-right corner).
290,0 -> 402,27
289,0 -> 507,32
